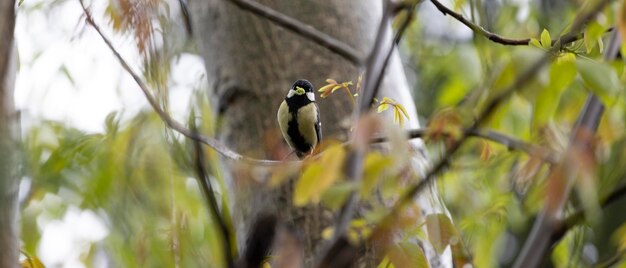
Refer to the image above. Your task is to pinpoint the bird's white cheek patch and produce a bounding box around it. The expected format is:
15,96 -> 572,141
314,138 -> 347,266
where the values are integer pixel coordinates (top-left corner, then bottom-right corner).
306,92 -> 315,101
287,89 -> 296,98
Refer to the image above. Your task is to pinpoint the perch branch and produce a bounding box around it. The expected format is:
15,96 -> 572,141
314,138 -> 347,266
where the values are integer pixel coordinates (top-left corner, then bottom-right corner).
228,0 -> 362,65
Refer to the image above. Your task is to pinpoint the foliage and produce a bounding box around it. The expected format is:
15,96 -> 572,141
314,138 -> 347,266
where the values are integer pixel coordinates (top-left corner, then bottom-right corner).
15,0 -> 626,266
318,78 -> 410,126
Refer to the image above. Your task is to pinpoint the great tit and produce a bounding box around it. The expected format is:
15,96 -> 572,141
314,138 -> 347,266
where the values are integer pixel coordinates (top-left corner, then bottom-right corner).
277,79 -> 322,158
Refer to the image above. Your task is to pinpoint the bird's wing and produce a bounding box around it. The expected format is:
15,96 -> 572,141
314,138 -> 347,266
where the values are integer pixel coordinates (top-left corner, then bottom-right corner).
315,103 -> 322,144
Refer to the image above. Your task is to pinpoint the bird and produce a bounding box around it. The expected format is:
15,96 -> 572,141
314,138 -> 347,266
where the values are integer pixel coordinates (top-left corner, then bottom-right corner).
277,79 -> 322,158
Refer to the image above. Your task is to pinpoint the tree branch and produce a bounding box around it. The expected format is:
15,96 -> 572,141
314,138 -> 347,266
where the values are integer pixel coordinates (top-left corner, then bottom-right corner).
366,0 -> 614,253
317,2 -> 418,266
227,0 -> 362,65
429,0 -> 612,46
513,28 -> 619,267
0,0 -> 18,267
551,182 -> 626,245
79,0 -> 289,166
190,121 -> 234,268
372,128 -> 557,164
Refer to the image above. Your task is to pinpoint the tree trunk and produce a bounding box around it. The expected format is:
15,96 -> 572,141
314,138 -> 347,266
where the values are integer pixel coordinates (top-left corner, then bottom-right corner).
189,0 -> 449,266
0,0 -> 19,267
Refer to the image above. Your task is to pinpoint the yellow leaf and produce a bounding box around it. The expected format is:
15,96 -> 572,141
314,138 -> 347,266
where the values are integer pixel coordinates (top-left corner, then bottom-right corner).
293,164 -> 323,206
381,97 -> 394,104
326,78 -> 338,84
360,152 -> 393,198
293,145 -> 346,206
425,213 -> 459,255
322,227 -> 334,240
541,29 -> 551,49
479,140 -> 493,161
387,242 -> 430,268
396,103 -> 409,119
331,85 -> 343,93
393,108 -> 401,125
318,84 -> 334,93
20,252 -> 45,268
377,103 -> 390,113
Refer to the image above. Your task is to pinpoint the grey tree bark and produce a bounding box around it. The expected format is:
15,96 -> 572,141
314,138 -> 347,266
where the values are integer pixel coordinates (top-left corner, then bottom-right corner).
0,0 -> 19,267
189,1 -> 450,266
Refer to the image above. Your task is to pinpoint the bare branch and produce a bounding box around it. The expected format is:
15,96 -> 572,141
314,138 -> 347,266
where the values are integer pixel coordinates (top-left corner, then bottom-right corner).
79,0 -> 289,166
372,128 -> 557,164
228,0 -> 362,65
429,0 -> 612,46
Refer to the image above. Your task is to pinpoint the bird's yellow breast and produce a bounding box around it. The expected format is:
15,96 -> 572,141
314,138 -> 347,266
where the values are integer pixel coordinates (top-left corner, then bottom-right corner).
297,103 -> 319,147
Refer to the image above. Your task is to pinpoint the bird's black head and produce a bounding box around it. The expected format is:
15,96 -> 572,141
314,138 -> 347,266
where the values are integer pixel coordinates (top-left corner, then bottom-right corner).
287,79 -> 315,101
292,79 -> 314,92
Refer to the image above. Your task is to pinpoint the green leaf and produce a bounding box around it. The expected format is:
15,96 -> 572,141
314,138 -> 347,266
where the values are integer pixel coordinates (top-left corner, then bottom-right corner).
425,213 -> 459,255
320,182 -> 357,210
529,38 -> 542,48
576,58 -> 621,105
541,29 -> 551,49
437,77 -> 468,106
532,53 -> 577,129
583,21 -> 606,54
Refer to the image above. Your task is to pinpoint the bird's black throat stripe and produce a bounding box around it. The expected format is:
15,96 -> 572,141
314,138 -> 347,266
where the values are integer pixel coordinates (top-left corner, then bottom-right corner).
286,95 -> 313,154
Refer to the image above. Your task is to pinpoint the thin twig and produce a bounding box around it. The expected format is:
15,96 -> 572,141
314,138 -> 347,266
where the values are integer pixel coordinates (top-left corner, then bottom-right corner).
191,120 -> 234,268
228,0 -> 362,65
429,0 -> 612,46
78,0 -> 289,166
552,182 -> 626,245
372,128 -> 557,164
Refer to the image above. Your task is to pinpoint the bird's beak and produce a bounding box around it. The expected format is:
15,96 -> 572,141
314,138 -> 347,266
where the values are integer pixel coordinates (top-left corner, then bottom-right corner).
294,87 -> 306,95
